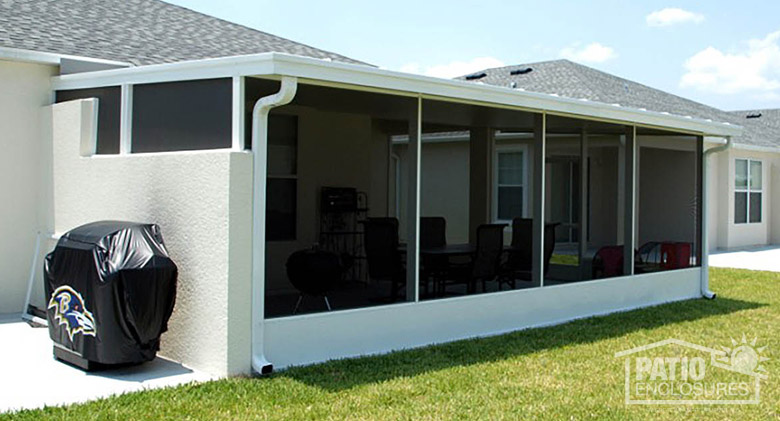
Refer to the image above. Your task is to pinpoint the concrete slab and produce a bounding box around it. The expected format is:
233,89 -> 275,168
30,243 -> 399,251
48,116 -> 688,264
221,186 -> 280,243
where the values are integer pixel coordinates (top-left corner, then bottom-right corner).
710,246 -> 780,272
0,315 -> 214,414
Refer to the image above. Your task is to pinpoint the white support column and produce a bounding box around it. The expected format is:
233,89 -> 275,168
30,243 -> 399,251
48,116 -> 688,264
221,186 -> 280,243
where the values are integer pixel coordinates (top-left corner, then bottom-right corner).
119,84 -> 133,155
232,76 -> 246,150
532,113 -> 546,287
469,127 -> 494,242
695,136 -> 704,265
623,126 -> 636,276
405,96 -> 422,302
579,128 -> 589,262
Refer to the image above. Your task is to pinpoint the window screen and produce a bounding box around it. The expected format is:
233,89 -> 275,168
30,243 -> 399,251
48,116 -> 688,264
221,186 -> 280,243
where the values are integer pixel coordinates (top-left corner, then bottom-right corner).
132,78 -> 232,152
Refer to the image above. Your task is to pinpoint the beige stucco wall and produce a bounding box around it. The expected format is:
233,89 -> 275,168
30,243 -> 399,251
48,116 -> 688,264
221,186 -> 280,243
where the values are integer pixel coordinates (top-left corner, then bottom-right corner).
714,148 -> 779,249
0,60 -> 56,314
51,99 -> 253,377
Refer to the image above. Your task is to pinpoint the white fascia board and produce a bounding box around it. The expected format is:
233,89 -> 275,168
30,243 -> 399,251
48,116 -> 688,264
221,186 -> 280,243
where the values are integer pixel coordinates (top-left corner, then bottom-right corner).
52,53 -> 277,89
52,52 -> 742,138
732,142 -> 780,153
0,46 -> 131,67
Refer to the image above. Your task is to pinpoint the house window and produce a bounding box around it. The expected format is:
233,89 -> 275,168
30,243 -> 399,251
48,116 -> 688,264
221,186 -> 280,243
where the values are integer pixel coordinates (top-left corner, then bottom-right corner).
494,146 -> 528,222
735,159 -> 762,224
266,115 -> 298,241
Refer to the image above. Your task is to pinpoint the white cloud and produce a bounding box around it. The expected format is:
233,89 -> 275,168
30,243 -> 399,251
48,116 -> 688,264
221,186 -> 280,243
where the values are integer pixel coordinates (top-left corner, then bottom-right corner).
398,57 -> 505,79
646,8 -> 704,27
559,42 -> 617,64
680,30 -> 780,95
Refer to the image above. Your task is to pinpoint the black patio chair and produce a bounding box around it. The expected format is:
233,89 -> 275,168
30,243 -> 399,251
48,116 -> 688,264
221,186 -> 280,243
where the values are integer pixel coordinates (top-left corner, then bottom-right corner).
286,249 -> 343,314
363,218 -> 405,301
499,218 -> 557,289
440,224 -> 506,294
420,217 -> 447,297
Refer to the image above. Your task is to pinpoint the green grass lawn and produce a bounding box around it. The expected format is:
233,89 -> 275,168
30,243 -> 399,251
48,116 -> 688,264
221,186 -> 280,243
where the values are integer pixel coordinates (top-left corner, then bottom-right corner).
550,253 -> 580,266
5,268 -> 779,420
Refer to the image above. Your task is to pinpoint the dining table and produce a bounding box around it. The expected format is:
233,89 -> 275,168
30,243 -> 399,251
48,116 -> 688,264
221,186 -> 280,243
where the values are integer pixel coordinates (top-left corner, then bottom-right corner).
398,243 -> 476,257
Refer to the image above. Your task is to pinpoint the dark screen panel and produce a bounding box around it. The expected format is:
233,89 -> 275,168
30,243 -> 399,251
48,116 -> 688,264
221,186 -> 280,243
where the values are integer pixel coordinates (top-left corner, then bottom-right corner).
56,87 -> 121,154
266,178 -> 297,241
132,78 -> 232,152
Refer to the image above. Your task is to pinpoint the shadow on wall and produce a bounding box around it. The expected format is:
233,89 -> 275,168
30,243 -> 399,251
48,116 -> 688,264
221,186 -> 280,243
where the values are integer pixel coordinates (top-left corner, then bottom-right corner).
272,296 -> 763,392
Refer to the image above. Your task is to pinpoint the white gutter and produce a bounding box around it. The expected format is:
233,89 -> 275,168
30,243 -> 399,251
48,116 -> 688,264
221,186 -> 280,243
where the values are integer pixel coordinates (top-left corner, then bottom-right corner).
250,76 -> 298,375
700,136 -> 732,299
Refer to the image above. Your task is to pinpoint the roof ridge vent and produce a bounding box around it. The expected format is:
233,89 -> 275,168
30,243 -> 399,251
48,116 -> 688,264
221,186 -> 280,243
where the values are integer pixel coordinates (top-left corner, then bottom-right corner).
746,112 -> 762,119
465,72 -> 487,80
510,67 -> 533,75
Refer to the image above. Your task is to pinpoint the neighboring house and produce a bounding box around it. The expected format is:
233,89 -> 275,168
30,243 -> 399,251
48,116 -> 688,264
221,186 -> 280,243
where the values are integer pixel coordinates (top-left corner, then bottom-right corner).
0,0 -> 759,379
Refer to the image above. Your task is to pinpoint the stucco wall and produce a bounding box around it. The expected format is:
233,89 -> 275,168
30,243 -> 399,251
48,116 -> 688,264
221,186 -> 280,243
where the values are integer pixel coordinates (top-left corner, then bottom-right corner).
51,99 -> 253,376
0,60 -> 56,314
420,142 -> 471,243
720,148 -> 775,248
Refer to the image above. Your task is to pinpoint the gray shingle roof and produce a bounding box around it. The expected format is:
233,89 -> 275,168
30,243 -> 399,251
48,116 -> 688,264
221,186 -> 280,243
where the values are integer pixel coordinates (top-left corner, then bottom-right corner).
727,109 -> 780,149
0,0 -> 366,66
458,59 -> 780,149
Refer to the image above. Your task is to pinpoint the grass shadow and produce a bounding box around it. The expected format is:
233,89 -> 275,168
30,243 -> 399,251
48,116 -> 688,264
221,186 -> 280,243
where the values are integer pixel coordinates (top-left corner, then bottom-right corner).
275,296 -> 764,392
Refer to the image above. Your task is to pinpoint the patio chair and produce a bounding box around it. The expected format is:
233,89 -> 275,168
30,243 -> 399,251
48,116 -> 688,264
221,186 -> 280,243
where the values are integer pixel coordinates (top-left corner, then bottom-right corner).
440,224 -> 505,294
637,241 -> 661,265
286,249 -> 343,314
660,242 -> 692,270
498,218 -> 557,289
363,218 -> 405,301
591,246 -> 624,279
420,217 -> 447,296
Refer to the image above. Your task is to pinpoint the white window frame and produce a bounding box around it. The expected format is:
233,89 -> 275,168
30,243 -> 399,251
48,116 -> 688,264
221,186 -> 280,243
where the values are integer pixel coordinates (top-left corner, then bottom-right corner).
734,158 -> 762,224
493,144 -> 529,224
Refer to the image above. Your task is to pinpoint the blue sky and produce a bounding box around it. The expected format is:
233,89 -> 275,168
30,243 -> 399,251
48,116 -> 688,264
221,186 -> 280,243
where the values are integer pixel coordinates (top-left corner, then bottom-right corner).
168,0 -> 780,111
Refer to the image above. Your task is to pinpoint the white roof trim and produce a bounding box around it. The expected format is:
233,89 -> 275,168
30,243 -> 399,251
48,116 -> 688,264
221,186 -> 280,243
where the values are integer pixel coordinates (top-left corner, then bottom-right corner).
0,46 -> 132,67
732,142 -> 780,153
52,52 -> 742,138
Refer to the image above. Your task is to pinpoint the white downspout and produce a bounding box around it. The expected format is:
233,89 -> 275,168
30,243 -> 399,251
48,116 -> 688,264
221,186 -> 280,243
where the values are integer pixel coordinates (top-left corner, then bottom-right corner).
251,77 -> 298,375
701,136 -> 732,300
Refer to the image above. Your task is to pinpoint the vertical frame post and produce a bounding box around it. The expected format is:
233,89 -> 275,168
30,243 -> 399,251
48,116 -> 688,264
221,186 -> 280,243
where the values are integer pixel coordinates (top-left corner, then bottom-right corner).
119,84 -> 133,155
532,113 -> 546,287
623,126 -> 636,276
232,76 -> 246,150
695,135 -> 704,265
579,128 -> 589,263
405,96 -> 422,302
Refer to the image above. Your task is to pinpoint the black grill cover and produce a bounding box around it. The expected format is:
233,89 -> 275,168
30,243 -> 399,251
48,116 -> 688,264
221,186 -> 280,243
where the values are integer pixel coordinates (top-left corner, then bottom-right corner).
44,221 -> 178,365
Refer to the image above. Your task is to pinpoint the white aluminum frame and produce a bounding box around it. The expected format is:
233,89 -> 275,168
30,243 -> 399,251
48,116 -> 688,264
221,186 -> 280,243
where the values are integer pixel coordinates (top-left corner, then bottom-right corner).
734,158 -> 762,224
49,52 -> 743,372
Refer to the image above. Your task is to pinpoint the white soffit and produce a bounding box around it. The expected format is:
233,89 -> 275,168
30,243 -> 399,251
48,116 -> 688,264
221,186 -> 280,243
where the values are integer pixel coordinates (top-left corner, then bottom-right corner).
52,52 -> 742,138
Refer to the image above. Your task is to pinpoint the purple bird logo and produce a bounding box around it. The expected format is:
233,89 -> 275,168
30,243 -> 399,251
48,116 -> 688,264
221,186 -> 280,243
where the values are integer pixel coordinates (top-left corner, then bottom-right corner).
48,286 -> 96,341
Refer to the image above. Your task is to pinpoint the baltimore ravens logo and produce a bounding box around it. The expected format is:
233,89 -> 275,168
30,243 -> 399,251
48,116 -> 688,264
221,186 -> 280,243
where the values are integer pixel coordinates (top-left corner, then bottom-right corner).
48,286 -> 96,341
